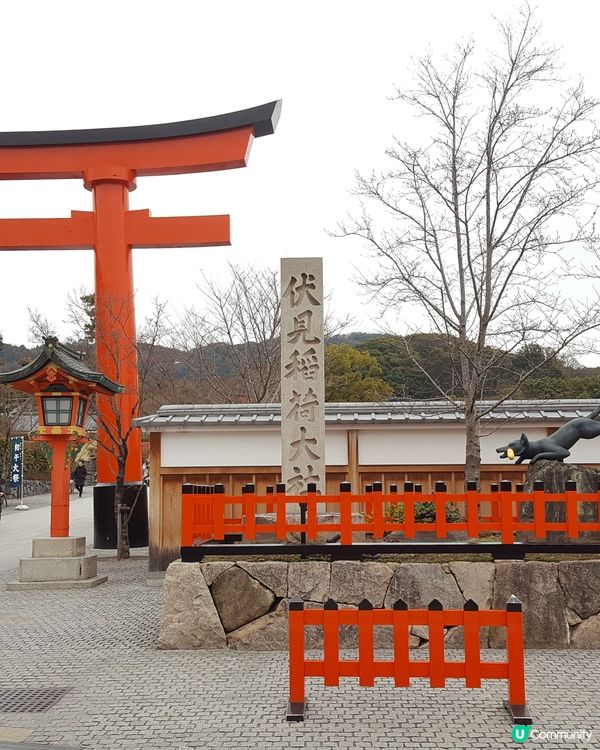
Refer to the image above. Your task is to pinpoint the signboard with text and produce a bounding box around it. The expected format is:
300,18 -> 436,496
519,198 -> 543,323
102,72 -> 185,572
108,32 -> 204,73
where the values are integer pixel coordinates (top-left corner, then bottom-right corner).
9,435 -> 24,490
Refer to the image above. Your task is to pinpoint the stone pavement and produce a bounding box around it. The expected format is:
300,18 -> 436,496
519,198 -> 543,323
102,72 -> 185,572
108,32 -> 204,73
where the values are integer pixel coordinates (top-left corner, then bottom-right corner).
0,556 -> 599,750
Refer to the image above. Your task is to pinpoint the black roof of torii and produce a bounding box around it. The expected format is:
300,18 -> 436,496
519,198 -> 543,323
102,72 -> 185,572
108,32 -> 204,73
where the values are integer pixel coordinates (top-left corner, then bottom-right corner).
0,100 -> 282,147
0,337 -> 123,393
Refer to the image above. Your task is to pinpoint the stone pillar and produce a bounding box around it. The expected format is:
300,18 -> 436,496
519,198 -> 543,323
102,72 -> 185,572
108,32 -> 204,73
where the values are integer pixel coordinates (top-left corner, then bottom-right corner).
280,258 -> 326,494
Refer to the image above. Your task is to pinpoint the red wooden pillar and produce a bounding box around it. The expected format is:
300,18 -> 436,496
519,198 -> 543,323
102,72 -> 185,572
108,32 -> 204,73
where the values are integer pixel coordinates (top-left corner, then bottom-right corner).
86,167 -> 142,483
47,435 -> 76,537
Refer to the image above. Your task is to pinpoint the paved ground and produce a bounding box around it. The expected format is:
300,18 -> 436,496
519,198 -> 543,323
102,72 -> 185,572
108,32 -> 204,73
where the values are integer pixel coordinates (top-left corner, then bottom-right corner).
0,498 -> 599,748
0,488 -> 94,573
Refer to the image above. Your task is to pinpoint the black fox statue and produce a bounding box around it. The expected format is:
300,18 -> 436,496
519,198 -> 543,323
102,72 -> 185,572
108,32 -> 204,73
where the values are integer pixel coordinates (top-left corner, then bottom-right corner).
496,406 -> 600,465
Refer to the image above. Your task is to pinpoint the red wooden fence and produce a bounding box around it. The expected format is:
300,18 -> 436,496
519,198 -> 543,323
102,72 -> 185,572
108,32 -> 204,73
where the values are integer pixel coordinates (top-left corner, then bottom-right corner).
287,595 -> 531,724
181,479 -> 600,546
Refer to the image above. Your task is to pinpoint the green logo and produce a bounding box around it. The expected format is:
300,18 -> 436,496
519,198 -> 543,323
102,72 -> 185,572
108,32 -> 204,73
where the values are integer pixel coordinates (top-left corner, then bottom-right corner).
512,725 -> 532,743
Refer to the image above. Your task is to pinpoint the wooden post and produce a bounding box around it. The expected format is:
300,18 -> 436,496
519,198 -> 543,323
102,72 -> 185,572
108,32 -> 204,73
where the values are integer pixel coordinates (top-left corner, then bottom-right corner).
148,432 -> 162,571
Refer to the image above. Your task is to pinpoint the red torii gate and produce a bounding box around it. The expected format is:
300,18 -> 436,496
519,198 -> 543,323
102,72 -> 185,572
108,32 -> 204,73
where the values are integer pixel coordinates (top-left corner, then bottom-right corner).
0,101 -> 280,541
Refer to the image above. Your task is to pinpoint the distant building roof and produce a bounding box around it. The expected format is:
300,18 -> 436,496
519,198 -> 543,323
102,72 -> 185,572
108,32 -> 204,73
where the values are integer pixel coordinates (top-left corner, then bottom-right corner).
134,399 -> 600,431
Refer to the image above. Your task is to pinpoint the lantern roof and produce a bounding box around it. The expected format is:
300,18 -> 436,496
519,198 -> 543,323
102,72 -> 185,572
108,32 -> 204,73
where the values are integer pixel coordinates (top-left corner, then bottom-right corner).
0,337 -> 123,394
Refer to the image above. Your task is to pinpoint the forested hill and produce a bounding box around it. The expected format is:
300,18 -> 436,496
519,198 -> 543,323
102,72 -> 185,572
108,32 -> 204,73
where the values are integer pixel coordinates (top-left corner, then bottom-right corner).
2,334 -> 600,402
355,335 -> 600,401
0,343 -> 40,371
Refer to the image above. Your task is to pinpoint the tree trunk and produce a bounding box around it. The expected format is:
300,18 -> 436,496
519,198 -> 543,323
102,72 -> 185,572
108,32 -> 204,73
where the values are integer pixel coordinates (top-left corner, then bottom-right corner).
114,464 -> 130,560
464,407 -> 481,487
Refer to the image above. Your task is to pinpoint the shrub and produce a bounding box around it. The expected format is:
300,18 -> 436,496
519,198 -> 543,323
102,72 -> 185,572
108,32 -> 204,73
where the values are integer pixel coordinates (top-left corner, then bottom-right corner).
24,441 -> 52,479
0,437 -> 51,480
385,500 -> 461,524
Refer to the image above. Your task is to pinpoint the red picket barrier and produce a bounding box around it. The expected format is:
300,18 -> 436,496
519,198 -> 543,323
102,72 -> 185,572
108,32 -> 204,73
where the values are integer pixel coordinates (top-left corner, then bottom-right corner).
287,595 -> 531,724
181,479 -> 600,546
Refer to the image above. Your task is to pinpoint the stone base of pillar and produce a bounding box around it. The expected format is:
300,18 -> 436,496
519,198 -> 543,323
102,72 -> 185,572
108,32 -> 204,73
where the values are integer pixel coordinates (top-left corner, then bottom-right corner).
6,536 -> 107,591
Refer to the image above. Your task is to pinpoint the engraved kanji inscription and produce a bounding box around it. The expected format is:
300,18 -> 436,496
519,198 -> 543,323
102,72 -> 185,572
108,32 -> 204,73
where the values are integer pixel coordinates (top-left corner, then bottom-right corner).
287,464 -> 321,494
284,348 -> 319,380
289,425 -> 320,461
286,388 -> 319,422
282,272 -> 320,308
286,309 -> 321,345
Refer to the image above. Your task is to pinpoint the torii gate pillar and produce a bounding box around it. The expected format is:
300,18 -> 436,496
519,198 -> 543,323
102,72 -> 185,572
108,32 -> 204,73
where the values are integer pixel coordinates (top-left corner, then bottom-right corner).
0,101 -> 281,547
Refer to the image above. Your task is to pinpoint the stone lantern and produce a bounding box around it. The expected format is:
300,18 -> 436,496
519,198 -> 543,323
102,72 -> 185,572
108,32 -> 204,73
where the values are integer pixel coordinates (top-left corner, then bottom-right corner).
0,337 -> 122,589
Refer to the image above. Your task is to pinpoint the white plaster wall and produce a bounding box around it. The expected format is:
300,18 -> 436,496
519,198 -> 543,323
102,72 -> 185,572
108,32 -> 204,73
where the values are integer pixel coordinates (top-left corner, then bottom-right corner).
358,426 -> 551,465
160,423 -> 600,468
161,429 -> 348,468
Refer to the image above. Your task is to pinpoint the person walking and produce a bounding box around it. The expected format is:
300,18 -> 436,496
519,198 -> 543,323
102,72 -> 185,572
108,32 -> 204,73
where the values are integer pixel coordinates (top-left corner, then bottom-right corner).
72,462 -> 87,498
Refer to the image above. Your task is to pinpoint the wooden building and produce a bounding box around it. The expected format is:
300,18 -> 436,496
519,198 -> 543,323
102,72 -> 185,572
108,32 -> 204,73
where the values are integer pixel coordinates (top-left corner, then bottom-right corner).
134,399 -> 600,570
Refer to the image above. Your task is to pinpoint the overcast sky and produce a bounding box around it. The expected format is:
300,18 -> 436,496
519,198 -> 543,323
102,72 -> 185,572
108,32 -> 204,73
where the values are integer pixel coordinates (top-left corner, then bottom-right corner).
1,0 -> 600,350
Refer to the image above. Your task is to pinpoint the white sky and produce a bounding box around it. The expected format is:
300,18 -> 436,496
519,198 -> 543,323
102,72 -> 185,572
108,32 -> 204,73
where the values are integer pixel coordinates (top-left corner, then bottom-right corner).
1,0 -> 600,351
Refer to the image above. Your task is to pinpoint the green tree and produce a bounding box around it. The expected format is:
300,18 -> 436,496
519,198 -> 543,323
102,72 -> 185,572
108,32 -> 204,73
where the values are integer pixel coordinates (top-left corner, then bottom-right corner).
357,335 -> 460,399
325,344 -> 393,402
518,375 -> 600,399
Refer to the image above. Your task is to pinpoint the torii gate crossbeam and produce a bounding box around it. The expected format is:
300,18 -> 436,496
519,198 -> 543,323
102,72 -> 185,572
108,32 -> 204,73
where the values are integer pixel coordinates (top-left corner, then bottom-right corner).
0,100 -> 281,545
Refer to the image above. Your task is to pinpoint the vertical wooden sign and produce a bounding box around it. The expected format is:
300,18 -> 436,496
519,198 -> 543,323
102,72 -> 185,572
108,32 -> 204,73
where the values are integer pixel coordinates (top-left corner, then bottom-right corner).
280,258 -> 326,494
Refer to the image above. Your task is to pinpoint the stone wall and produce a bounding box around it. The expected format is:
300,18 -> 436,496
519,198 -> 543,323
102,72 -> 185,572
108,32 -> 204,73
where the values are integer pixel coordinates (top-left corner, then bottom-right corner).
22,480 -> 51,497
6,475 -> 96,498
159,558 -> 600,650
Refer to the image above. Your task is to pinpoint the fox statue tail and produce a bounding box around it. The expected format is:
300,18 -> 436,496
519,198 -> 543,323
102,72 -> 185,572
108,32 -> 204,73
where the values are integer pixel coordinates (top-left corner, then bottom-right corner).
588,405 -> 600,420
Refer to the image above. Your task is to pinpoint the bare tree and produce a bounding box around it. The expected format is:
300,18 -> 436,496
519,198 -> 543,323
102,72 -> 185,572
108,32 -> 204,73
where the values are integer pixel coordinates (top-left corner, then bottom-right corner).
27,308 -> 56,343
172,263 -> 282,403
172,262 -> 353,404
337,6 -> 600,483
65,288 -> 96,347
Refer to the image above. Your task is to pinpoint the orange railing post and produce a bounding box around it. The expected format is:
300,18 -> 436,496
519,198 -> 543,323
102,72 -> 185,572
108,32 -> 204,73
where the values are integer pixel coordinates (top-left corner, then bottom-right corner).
404,483 -> 416,539
364,484 -> 374,531
392,598 -> 410,687
532,480 -> 546,539
323,599 -> 340,687
427,599 -> 446,687
372,481 -> 385,540
339,481 -> 353,545
500,481 -> 515,543
213,483 -> 226,541
434,482 -> 448,540
358,599 -> 375,687
466,480 -> 479,538
463,599 -> 481,688
275,482 -> 287,541
490,482 -> 500,523
306,484 -> 319,541
243,483 -> 256,541
265,484 -> 275,514
565,480 -> 579,539
287,595 -> 306,721
504,595 -> 530,724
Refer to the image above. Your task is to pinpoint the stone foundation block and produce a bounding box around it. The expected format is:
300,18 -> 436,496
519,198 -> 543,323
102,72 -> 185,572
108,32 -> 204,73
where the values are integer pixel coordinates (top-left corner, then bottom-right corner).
32,537 -> 86,558
19,554 -> 98,582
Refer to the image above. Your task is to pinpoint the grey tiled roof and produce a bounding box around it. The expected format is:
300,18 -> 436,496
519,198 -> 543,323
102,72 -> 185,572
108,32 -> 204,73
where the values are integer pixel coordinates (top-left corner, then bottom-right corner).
133,399 -> 600,430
